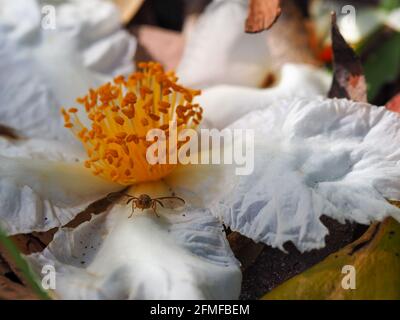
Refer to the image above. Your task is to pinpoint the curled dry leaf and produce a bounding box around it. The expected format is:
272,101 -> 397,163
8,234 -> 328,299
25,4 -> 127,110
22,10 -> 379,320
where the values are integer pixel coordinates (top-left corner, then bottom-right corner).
245,0 -> 282,33
328,12 -> 367,102
263,217 -> 400,300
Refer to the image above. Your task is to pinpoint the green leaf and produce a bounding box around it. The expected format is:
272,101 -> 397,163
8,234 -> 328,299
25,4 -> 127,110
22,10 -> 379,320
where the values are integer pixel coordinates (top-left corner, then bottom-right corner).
0,227 -> 51,300
363,32 -> 400,101
380,0 -> 400,11
262,217 -> 400,300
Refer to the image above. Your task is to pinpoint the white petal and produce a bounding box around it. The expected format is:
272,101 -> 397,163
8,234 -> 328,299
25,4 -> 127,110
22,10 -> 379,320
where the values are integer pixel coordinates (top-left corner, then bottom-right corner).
0,137 -> 121,235
337,8 -> 385,44
386,8 -> 400,32
198,64 -> 331,129
0,0 -> 136,140
28,182 -> 241,300
0,35 -> 67,141
170,98 -> 400,252
177,0 -> 272,88
310,1 -> 386,45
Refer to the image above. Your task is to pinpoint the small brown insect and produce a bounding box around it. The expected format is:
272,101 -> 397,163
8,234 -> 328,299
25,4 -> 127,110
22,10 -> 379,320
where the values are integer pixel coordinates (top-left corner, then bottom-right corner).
107,192 -> 185,218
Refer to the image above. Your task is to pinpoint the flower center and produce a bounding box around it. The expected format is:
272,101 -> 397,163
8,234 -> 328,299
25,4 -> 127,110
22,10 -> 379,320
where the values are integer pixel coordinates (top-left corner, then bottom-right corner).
62,62 -> 202,185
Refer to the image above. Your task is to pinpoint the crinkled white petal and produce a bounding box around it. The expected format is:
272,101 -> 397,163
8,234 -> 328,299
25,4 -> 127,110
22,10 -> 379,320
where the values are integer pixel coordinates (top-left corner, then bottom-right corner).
169,97 -> 400,252
0,137 -> 121,235
0,0 -> 136,141
0,35 -> 66,140
177,0 -> 272,88
198,64 -> 331,129
28,182 -> 241,300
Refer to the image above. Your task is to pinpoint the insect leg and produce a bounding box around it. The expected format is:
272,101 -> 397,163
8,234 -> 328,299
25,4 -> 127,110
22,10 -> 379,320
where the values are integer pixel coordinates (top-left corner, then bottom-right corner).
155,199 -> 164,207
152,201 -> 160,218
128,200 -> 137,218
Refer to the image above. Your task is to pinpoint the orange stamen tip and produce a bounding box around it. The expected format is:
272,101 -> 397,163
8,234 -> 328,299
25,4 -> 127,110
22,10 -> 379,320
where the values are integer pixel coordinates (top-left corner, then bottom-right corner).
62,61 -> 202,185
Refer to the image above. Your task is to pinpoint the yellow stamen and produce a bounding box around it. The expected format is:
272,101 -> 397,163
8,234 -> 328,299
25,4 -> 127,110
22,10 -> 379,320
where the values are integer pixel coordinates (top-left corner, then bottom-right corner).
62,62 -> 202,185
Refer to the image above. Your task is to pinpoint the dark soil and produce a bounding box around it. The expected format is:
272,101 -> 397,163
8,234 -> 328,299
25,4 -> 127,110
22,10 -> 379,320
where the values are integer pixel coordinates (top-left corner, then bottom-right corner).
240,216 -> 367,299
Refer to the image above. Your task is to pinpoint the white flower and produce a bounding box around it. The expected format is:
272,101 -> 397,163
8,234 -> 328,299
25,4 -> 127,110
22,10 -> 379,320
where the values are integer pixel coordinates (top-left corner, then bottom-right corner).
177,0 -> 272,88
167,97 -> 400,252
2,0 -> 400,301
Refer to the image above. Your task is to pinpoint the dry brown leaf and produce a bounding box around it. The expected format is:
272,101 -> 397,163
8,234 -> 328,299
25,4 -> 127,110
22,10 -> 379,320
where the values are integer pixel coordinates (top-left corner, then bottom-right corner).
328,12 -> 367,102
0,235 -> 44,288
0,254 -> 12,275
0,275 -> 38,300
113,0 -> 144,25
245,0 -> 282,33
131,25 -> 184,71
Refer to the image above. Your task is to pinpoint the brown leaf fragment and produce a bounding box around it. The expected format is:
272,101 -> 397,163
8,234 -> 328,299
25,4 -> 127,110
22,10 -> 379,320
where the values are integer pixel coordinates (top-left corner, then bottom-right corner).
245,0 -> 282,33
0,254 -> 12,275
0,124 -> 18,139
8,234 -> 45,255
0,235 -> 44,288
227,232 -> 264,271
0,275 -> 38,300
328,12 -> 367,102
386,92 -> 400,113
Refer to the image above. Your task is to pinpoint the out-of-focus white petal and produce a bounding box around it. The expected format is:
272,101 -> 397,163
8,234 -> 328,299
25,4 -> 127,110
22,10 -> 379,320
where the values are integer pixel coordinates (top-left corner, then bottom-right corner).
337,8 -> 385,44
0,0 -> 136,140
310,1 -> 386,45
386,8 -> 400,32
198,64 -> 331,129
28,182 -> 241,300
177,0 -> 271,88
169,98 -> 400,252
0,137 -> 121,235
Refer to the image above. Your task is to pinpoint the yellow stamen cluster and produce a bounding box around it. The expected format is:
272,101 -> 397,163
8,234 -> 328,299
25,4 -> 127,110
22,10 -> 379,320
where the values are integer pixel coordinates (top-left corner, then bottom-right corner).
62,62 -> 202,185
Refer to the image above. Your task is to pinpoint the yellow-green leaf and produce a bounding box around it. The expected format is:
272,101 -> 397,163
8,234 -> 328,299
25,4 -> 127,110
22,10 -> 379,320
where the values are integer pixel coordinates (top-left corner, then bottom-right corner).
263,217 -> 400,300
